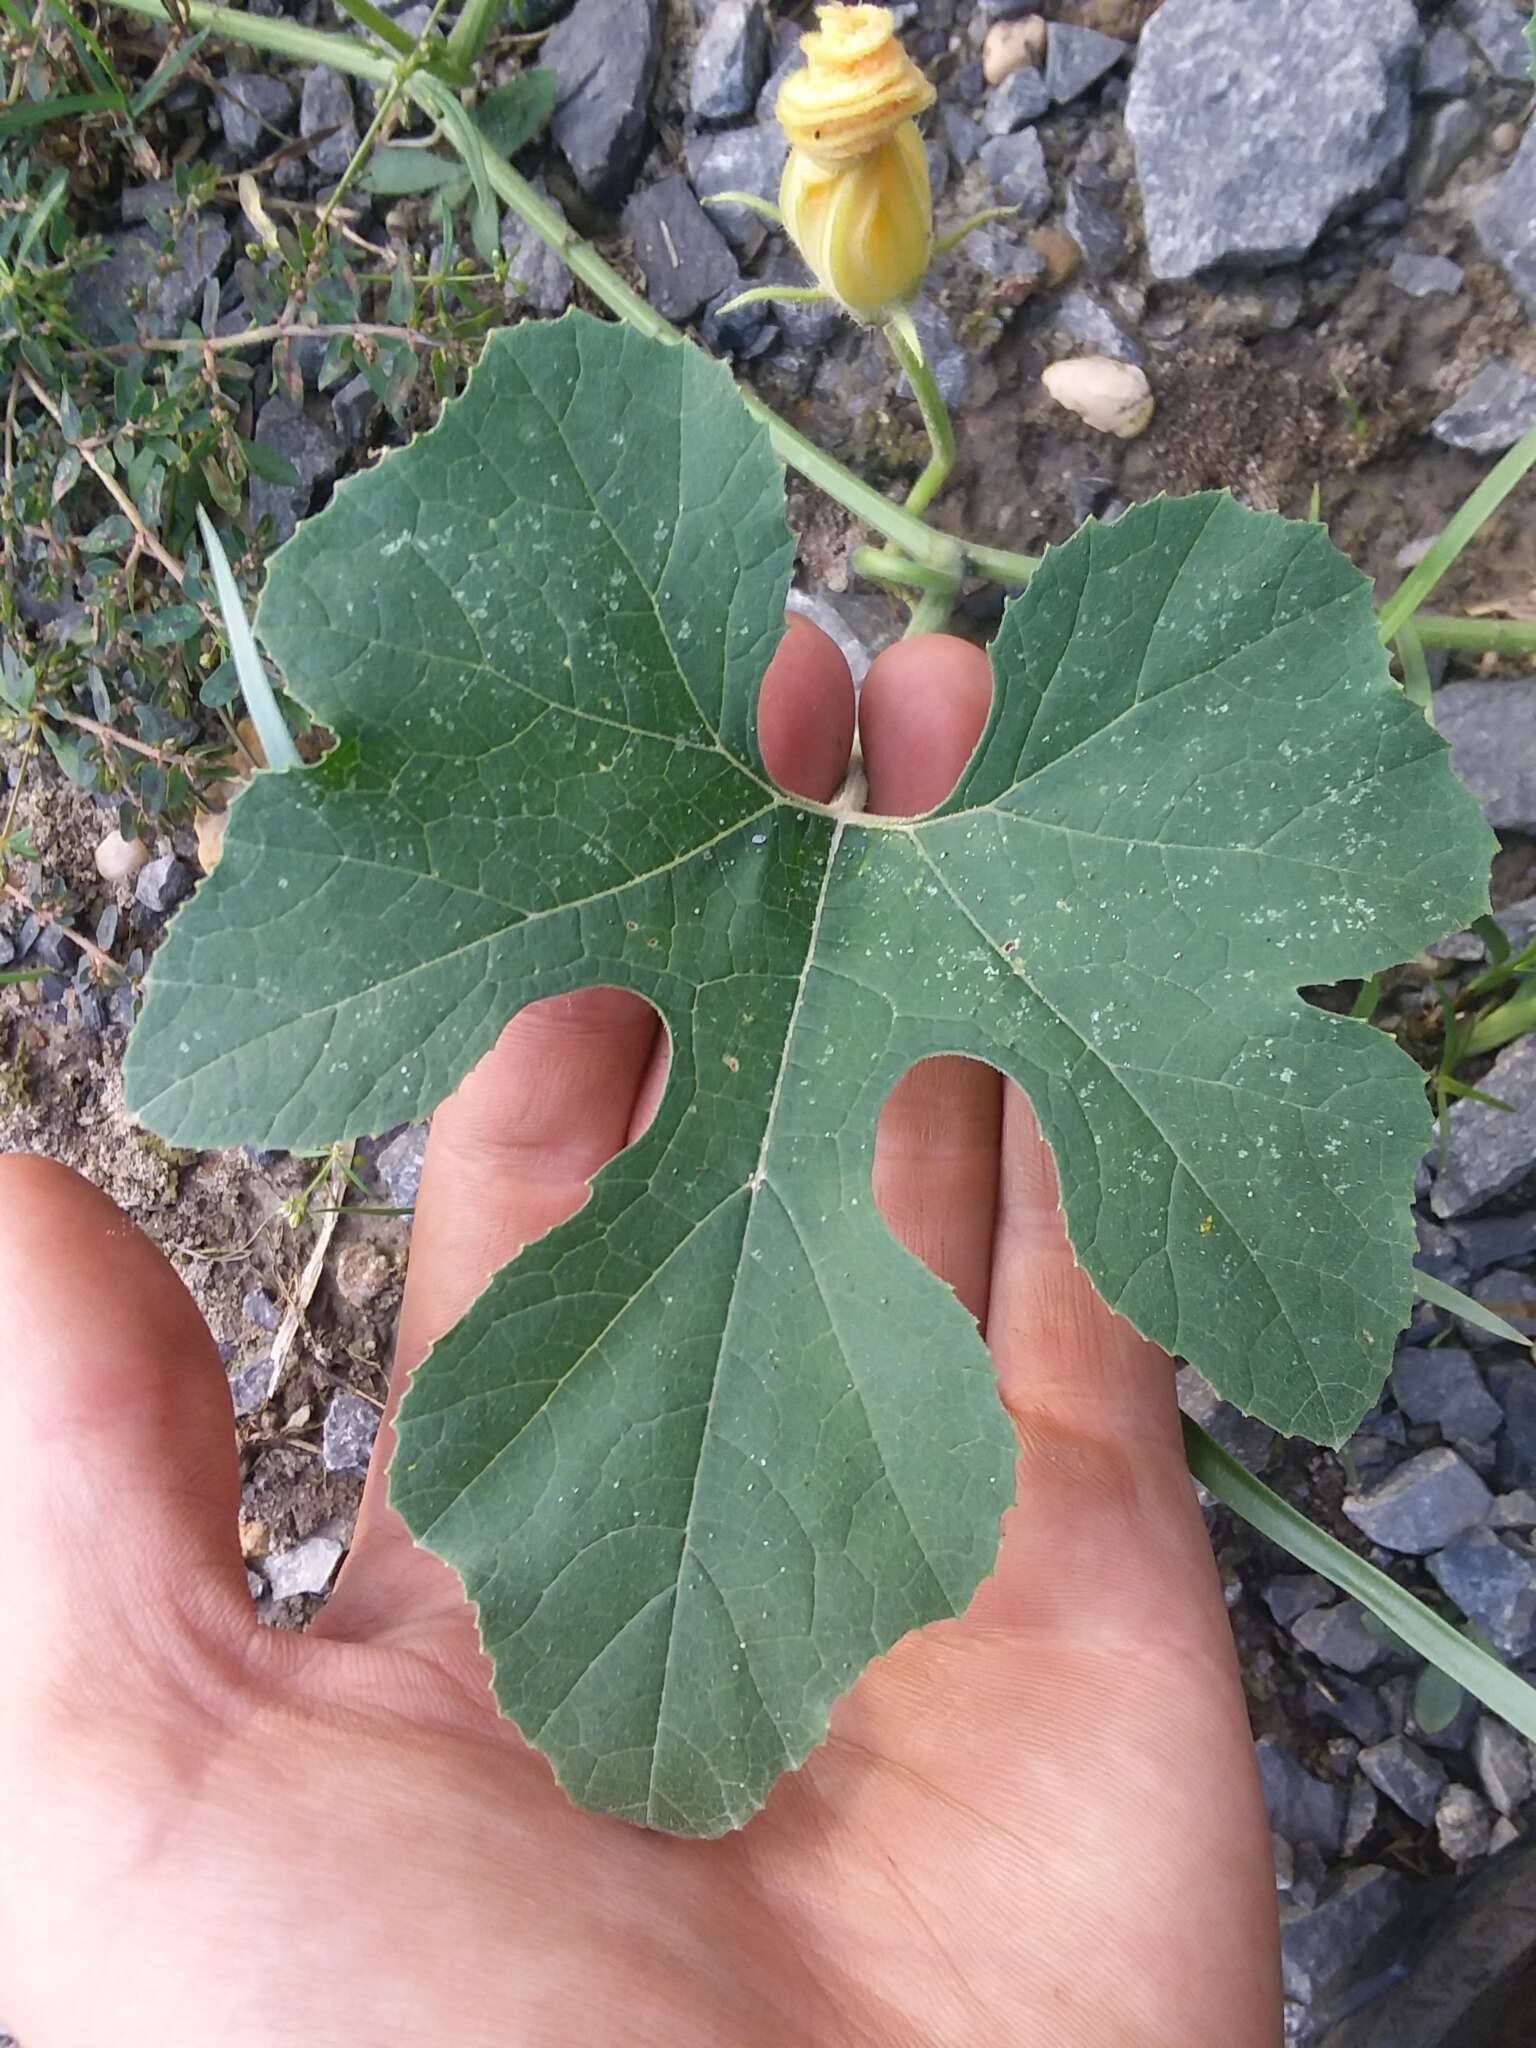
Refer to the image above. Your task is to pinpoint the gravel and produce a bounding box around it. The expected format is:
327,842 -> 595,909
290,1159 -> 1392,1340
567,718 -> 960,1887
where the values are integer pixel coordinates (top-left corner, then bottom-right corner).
1342,1448 -> 1492,1554
545,0 -> 662,209
1435,1782 -> 1494,1864
134,853 -> 192,915
1476,127 -> 1536,320
1062,170 -> 1126,276
1257,1734 -> 1347,1853
1415,24 -> 1474,99
502,181 -> 574,317
214,71 -> 295,162
1051,285 -> 1142,362
265,1533 -> 343,1600
322,1391 -> 381,1476
299,67 -> 357,177
1043,21 -> 1126,105
1432,680 -> 1536,835
1427,1527 -> 1536,1657
1126,0 -> 1421,279
1411,97 -> 1484,197
374,1123 -> 428,1211
248,395 -> 344,547
622,175 -> 736,322
1279,1866 -> 1406,2005
1432,1038 -> 1536,1219
1451,0 -> 1536,81
1290,1601 -> 1384,1676
1388,250 -> 1464,298
1390,1347 -> 1504,1444
977,126 -> 1051,219
1471,1715 -> 1532,1816
1432,360 -> 1536,454
983,64 -> 1050,133
1358,1735 -> 1447,1825
71,213 -> 230,348
689,0 -> 768,126
685,122 -> 788,257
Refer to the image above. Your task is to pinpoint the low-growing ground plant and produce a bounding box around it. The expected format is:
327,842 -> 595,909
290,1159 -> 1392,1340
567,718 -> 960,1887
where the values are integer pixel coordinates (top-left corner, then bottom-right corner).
15,0 -> 1536,1834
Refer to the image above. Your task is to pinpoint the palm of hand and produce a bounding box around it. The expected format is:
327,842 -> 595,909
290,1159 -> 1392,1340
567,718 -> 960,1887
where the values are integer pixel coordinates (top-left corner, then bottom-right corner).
0,631 -> 1279,2048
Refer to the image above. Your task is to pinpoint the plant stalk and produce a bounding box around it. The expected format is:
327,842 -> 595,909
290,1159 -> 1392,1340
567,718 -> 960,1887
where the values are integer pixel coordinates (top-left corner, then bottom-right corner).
1409,614 -> 1536,655
881,307 -> 955,521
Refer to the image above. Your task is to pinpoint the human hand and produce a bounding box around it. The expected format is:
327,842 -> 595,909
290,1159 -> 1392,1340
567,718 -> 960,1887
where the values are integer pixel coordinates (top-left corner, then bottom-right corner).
0,624 -> 1280,2047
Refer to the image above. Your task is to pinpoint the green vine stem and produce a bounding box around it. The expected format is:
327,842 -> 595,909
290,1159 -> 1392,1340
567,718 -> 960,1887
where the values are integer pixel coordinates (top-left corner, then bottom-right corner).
105,0 -> 1046,597
881,305 -> 956,520
1410,614 -> 1536,655
1186,1417 -> 1536,1744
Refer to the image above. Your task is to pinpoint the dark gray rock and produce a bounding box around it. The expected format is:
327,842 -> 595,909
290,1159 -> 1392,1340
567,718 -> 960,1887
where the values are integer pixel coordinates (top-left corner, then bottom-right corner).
265,1533 -> 343,1600
689,0 -> 768,125
1343,1447 -> 1492,1554
299,67 -> 357,177
1257,1734 -> 1347,1852
958,217 -> 1046,287
227,1351 -> 279,1418
1291,1601 -> 1384,1675
1343,1776 -> 1380,1856
1466,1267 -> 1536,1348
71,213 -> 230,346
502,181 -> 573,316
1391,1347 -> 1504,1443
214,72 -> 295,162
1428,1527 -> 1536,1657
1472,1714 -> 1532,1815
545,0 -> 662,209
698,283 -> 776,359
1493,1362 -> 1536,1485
1065,475 -> 1117,526
759,256 -> 839,345
1491,1489 -> 1536,1529
331,372 -> 379,444
984,64 -> 1049,133
1359,1735 -> 1447,1824
1477,127 -> 1536,320
1177,1364 -> 1276,1472
1306,1672 -> 1390,1746
1452,0 -> 1535,81
1052,285 -> 1142,362
1388,250 -> 1464,297
1416,25 -> 1474,99
978,126 -> 1051,220
685,122 -> 788,256
134,853 -> 192,915
622,175 -> 735,322
1437,1782 -> 1494,1863
1413,1216 -> 1468,1288
1412,96 -> 1484,196
242,1285 -> 281,1332
374,1122 -> 428,1209
1125,0 -> 1421,280
941,104 -> 984,167
1432,361 -> 1536,455
1280,1866 -> 1406,2005
1062,173 -> 1126,277
1432,680 -> 1536,839
322,1390 -> 380,1476
1045,21 -> 1126,104
909,295 -> 971,409
248,395 -> 343,546
1266,1571 -> 1334,1628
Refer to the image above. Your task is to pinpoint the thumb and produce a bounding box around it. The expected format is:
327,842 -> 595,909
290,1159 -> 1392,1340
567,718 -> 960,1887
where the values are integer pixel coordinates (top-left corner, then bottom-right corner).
0,1156 -> 251,1701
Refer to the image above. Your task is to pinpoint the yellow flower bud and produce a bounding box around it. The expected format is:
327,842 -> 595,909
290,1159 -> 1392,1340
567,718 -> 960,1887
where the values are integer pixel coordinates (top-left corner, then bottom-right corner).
779,122 -> 933,321
775,5 -> 936,321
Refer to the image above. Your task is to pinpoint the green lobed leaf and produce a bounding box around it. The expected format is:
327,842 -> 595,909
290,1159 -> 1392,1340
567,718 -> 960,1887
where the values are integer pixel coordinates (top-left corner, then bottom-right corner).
124,313 -> 1494,1834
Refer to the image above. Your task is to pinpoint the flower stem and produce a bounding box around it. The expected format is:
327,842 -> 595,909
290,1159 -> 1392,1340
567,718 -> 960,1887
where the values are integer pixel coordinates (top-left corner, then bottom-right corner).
882,305 -> 955,520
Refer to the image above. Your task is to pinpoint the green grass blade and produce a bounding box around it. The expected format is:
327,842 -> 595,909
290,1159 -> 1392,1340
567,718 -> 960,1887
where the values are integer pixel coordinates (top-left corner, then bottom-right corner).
1184,1416 -> 1536,1741
0,91 -> 122,134
1463,984 -> 1536,1059
1379,424 -> 1536,645
128,26 -> 210,114
329,0 -> 419,58
194,508 -> 301,772
1416,1270 -> 1532,1349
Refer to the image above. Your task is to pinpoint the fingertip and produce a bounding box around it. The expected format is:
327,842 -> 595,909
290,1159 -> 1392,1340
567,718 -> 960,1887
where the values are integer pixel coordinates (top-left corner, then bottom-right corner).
757,614 -> 855,803
859,633 -> 993,817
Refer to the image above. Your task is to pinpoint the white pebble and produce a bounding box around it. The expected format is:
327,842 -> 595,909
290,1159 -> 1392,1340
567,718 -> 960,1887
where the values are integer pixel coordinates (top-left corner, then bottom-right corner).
1042,354 -> 1155,438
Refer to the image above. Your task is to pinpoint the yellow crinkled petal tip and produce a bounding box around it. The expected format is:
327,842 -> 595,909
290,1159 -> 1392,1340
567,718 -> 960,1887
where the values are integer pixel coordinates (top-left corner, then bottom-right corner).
776,4 -> 936,168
